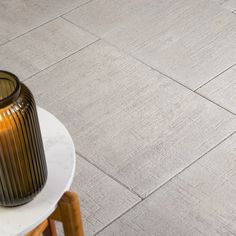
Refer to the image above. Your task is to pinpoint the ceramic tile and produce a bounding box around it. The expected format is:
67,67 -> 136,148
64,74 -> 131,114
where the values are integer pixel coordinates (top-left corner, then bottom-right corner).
65,0 -> 236,89
97,133 -> 236,236
0,0 -> 91,45
0,18 -> 97,80
25,40 -> 236,198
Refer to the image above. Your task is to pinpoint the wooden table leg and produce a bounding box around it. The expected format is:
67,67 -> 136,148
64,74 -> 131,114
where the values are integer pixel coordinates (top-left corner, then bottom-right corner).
51,191 -> 84,236
25,191 -> 84,236
43,219 -> 57,236
25,220 -> 49,236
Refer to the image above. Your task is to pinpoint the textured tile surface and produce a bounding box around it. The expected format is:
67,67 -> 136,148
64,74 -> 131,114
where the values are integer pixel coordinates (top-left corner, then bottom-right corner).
211,0 -> 236,11
0,18 -> 97,80
65,0 -> 236,89
197,65 -> 236,115
0,0 -> 91,45
97,133 -> 236,236
70,156 -> 140,235
1,1 -> 236,234
26,40 -> 236,198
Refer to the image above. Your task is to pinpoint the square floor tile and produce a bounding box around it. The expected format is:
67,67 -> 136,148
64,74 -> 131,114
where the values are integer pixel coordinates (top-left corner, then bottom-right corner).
97,133 -> 236,236
26,40 -> 236,198
65,0 -> 236,89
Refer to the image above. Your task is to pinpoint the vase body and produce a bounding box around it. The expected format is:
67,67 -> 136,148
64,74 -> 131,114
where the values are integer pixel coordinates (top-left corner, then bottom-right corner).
0,71 -> 47,207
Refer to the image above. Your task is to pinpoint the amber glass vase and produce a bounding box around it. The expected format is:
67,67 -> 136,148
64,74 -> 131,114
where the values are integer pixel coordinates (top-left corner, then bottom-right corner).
0,71 -> 47,207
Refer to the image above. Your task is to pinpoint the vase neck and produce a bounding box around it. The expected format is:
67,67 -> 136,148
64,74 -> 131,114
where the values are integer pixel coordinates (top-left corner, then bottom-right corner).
0,71 -> 21,109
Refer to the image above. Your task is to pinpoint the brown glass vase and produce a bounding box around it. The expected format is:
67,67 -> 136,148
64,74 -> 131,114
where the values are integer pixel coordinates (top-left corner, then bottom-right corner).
0,71 -> 47,207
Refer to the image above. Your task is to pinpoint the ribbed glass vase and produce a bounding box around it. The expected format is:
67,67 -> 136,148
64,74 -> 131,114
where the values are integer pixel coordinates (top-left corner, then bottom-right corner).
0,71 -> 47,207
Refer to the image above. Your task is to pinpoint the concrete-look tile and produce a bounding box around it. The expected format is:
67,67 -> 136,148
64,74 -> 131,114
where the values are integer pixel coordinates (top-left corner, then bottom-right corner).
25,40 -> 236,198
0,0 -> 91,45
0,18 -> 97,80
197,64 -> 236,114
97,133 -> 236,236
211,0 -> 236,11
71,156 -> 140,235
64,0 -> 236,89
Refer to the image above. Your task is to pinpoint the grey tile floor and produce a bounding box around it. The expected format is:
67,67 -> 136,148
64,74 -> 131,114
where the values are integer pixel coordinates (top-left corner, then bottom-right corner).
1,0 -> 236,235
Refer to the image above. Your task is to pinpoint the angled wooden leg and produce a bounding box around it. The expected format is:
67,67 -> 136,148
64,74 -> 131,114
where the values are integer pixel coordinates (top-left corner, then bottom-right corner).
43,219 -> 57,236
25,220 -> 49,236
51,191 -> 84,236
25,191 -> 84,236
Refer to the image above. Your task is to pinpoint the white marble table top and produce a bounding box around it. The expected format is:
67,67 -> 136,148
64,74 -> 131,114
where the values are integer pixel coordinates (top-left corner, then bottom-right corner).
0,107 -> 76,236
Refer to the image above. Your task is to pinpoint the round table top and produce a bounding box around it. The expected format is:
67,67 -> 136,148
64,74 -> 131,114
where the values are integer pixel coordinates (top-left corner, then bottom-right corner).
0,107 -> 76,236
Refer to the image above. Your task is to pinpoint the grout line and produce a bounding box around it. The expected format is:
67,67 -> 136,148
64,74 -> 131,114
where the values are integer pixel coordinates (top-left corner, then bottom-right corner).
0,16 -> 63,48
23,39 -> 100,82
94,130 -> 236,235
76,151 -> 143,199
51,19 -> 196,94
0,40 -> 10,47
0,0 -> 96,48
194,91 -> 236,116
73,0 -> 96,9
61,16 -> 101,39
142,130 -> 236,199
94,199 -> 143,235
0,16 -> 60,47
194,62 -> 236,91
61,0 -> 95,16
102,39 -> 236,117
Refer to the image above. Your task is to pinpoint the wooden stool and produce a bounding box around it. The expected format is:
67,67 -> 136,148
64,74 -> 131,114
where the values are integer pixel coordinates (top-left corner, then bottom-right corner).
25,191 -> 84,236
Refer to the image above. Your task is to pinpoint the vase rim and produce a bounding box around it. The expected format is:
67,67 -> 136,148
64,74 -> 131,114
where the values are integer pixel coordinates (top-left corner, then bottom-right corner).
0,70 -> 21,108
